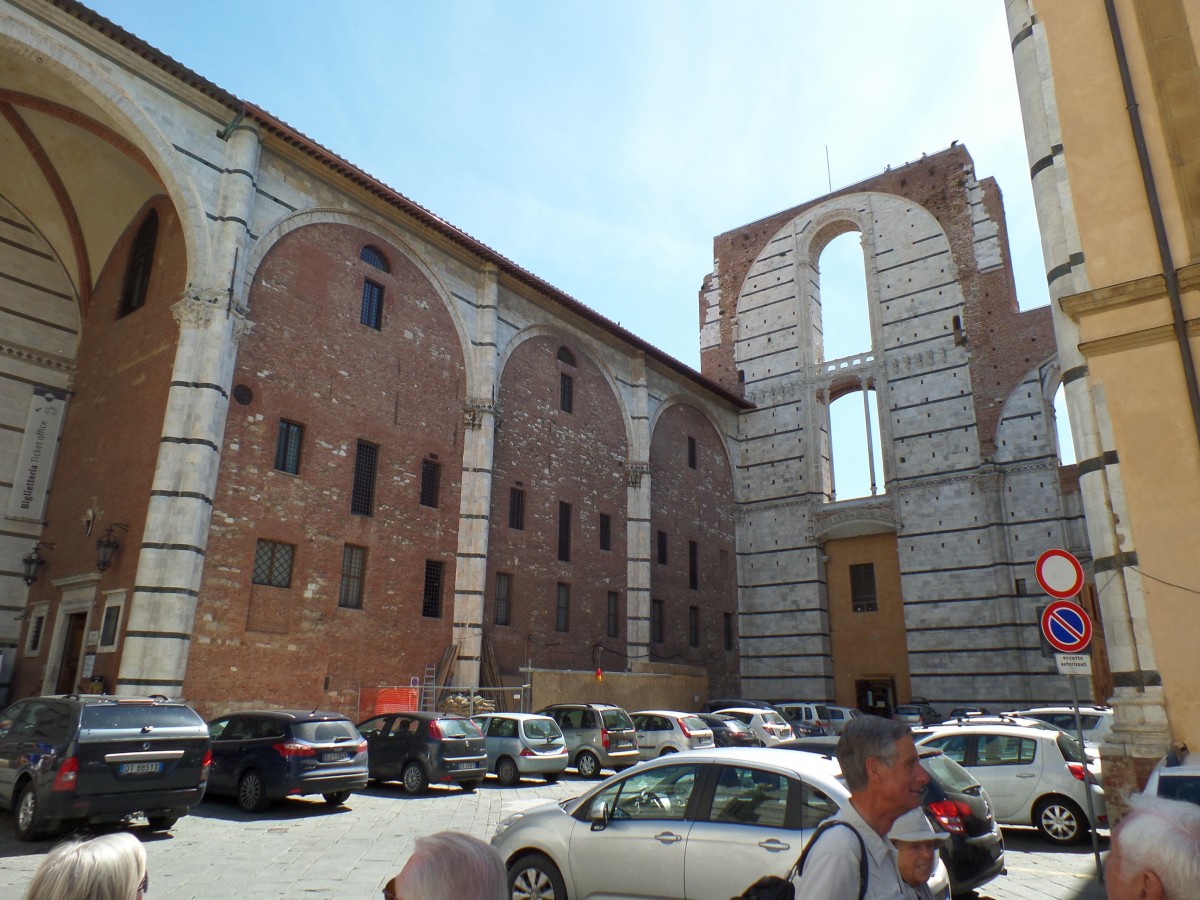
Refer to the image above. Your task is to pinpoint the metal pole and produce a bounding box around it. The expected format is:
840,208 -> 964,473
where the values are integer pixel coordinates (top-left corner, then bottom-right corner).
1072,674 -> 1104,882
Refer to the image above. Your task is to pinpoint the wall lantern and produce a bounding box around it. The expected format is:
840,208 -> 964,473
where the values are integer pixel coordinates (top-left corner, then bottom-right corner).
96,523 -> 129,573
22,542 -> 54,586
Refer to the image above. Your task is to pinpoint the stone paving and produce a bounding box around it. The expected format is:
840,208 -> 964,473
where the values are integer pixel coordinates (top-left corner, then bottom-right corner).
0,775 -> 1108,899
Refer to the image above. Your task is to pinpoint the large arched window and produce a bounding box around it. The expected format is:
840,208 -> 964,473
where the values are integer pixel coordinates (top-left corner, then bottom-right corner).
119,209 -> 158,317
818,230 -> 871,362
828,386 -> 885,500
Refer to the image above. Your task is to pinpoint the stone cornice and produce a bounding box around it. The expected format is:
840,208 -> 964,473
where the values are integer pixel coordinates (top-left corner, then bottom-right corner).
0,337 -> 74,374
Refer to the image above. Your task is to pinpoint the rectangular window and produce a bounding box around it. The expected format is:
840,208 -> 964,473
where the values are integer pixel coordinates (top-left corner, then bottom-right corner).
274,419 -> 303,474
724,612 -> 734,651
422,561 -> 444,618
253,539 -> 294,588
420,458 -> 441,508
689,606 -> 700,648
560,373 -> 574,413
689,540 -> 699,590
361,278 -> 383,329
98,592 -> 126,651
351,440 -> 379,516
657,530 -> 668,565
339,545 -> 366,609
509,488 -> 525,530
558,501 -> 571,562
599,513 -> 611,551
1014,578 -> 1026,595
495,573 -> 512,626
687,436 -> 697,469
607,591 -> 619,638
651,599 -> 664,643
556,583 -> 570,632
850,563 -> 878,613
27,613 -> 45,654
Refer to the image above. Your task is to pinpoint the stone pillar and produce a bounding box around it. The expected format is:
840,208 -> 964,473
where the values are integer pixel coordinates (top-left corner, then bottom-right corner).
625,353 -> 652,669
451,265 -> 500,688
116,124 -> 260,694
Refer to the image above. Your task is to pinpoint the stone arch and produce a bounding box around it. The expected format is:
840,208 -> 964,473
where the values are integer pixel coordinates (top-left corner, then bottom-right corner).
994,355 -> 1062,464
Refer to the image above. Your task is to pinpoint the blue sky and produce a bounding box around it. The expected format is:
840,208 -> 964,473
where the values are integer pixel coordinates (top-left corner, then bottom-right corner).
83,1 -> 1072,484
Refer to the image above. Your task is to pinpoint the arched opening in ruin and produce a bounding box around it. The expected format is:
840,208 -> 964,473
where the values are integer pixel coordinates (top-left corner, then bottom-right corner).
818,231 -> 871,362
828,386 -> 885,500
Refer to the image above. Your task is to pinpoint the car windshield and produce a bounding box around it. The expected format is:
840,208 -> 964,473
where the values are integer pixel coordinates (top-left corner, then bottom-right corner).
682,716 -> 708,732
602,709 -> 634,730
291,719 -> 361,743
814,705 -> 830,719
1057,733 -> 1087,763
760,712 -> 788,726
81,705 -> 200,729
921,752 -> 979,791
438,717 -> 481,738
523,718 -> 562,741
1157,774 -> 1200,805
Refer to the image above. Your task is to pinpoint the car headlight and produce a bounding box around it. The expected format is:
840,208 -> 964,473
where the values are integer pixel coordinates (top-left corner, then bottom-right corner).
493,811 -> 525,840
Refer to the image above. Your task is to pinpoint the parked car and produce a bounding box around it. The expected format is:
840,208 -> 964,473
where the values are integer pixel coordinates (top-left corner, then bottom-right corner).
699,698 -> 776,714
1003,706 -> 1114,745
492,746 -> 949,900
631,710 -> 716,758
0,694 -> 211,841
206,710 -> 367,812
357,710 -> 486,794
947,707 -> 991,719
895,702 -> 943,727
696,713 -> 760,748
774,701 -> 833,736
714,707 -> 794,746
537,703 -> 640,778
825,705 -> 863,735
470,713 -> 568,785
931,713 -> 1102,758
915,722 -> 1107,844
1142,748 -> 1200,806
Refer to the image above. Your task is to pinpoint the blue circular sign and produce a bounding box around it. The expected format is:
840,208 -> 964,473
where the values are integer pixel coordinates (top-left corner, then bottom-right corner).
1041,600 -> 1092,653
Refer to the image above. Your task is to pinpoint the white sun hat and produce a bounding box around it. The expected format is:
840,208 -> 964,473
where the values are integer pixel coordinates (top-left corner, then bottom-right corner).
888,808 -> 951,843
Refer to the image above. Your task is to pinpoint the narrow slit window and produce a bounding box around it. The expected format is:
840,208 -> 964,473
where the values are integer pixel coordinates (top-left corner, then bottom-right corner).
850,563 -> 878,613
420,459 -> 441,508
687,436 -> 697,469
119,209 -> 158,317
495,573 -> 512,626
559,373 -> 574,413
689,540 -> 699,590
607,591 -> 619,638
558,501 -> 572,562
509,488 -> 525,530
556,583 -> 570,632
274,420 -> 303,474
422,561 -> 444,618
657,531 -> 668,565
339,545 -> 366,609
651,599 -> 664,643
351,441 -> 379,516
599,513 -> 611,551
361,279 -> 384,329
688,606 -> 700,647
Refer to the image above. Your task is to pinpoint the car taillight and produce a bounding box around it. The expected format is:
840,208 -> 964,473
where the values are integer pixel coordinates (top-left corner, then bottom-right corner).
273,741 -> 316,758
355,740 -> 367,754
679,720 -> 692,739
428,720 -> 443,740
600,726 -> 610,750
201,748 -> 213,778
926,799 -> 966,834
520,747 -> 535,757
1067,761 -> 1098,784
52,756 -> 79,792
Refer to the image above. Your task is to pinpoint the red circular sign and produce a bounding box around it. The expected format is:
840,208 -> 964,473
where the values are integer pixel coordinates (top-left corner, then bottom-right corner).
1041,600 -> 1093,653
1035,548 -> 1085,599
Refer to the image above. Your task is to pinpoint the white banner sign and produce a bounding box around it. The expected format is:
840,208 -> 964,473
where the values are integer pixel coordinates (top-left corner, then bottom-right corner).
1055,653 -> 1093,676
6,387 -> 68,522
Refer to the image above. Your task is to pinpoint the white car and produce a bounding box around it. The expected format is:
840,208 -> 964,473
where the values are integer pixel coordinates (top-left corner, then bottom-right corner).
824,705 -> 863,735
717,707 -> 794,745
471,713 -> 569,785
915,722 -> 1108,844
1003,706 -> 1114,745
1142,749 -> 1200,806
631,710 -> 715,759
492,747 -> 949,900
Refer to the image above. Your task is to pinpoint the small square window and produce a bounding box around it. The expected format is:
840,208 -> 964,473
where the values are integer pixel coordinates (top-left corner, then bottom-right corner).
340,545 -> 366,609
599,513 -> 611,551
274,420 -> 303,475
1014,578 -> 1026,595
556,583 -> 570,632
361,278 -> 384,329
420,459 -> 441,508
509,488 -> 525,530
253,540 -> 294,588
422,561 -> 444,618
495,573 -> 512,626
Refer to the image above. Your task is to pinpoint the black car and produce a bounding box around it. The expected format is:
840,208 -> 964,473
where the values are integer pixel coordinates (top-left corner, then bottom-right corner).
697,713 -> 760,748
357,710 -> 486,793
205,710 -> 368,812
0,694 -> 211,841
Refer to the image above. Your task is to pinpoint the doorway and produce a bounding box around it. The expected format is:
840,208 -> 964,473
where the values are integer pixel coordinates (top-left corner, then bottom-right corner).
55,613 -> 88,694
856,678 -> 895,718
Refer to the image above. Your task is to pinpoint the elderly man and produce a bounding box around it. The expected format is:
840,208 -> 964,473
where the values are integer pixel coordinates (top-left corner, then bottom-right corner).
384,831 -> 506,900
888,807 -> 950,900
1105,795 -> 1200,900
793,715 -> 930,899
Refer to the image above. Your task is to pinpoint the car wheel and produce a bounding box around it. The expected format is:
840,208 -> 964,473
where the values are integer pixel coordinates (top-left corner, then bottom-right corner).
509,851 -> 566,900
237,770 -> 270,813
14,782 -> 44,842
1035,796 -> 1088,845
460,780 -> 481,792
575,750 -> 601,779
542,772 -> 559,784
497,757 -> 521,787
658,746 -> 678,756
146,814 -> 180,831
401,762 -> 428,795
323,791 -> 352,806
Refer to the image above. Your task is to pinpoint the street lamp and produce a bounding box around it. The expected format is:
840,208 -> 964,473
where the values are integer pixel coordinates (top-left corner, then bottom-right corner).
22,542 -> 54,586
96,523 -> 129,573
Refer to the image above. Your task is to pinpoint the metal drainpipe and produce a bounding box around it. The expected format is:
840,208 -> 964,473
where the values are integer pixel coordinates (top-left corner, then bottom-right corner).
1104,0 -> 1200,450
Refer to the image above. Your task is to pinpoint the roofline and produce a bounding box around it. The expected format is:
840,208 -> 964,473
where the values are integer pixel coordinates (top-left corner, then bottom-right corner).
52,0 -> 752,411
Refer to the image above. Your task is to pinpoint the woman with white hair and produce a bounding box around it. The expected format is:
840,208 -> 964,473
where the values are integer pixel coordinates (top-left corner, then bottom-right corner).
24,831 -> 148,900
888,807 -> 950,900
384,831 -> 506,900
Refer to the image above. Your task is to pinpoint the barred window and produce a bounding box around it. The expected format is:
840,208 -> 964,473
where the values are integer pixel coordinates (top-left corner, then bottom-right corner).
495,573 -> 512,626
851,563 -> 878,613
509,488 -> 525,530
253,539 -> 294,588
360,245 -> 389,272
724,612 -> 734,652
119,209 -> 157,317
559,373 -> 574,413
339,545 -> 366,609
687,436 -> 697,469
351,441 -> 379,516
689,540 -> 699,590
557,347 -> 576,366
651,599 -> 664,643
420,458 -> 441,508
607,591 -> 619,638
274,419 -> 303,474
657,530 -> 668,565
689,606 -> 700,648
361,279 -> 384,330
27,613 -> 46,653
556,583 -> 570,632
599,513 -> 611,551
422,561 -> 444,618
558,501 -> 571,562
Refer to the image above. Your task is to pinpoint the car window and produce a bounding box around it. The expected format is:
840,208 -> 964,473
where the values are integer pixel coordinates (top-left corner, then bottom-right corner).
922,752 -> 979,791
389,717 -> 419,737
0,701 -> 35,738
29,702 -> 72,742
590,763 -> 699,822
828,709 -> 844,721
357,716 -> 390,738
760,712 -> 788,727
488,717 -> 517,738
252,717 -> 287,740
924,734 -> 970,764
682,716 -> 708,733
1056,733 -> 1086,764
220,717 -> 254,741
293,719 -> 359,743
1157,774 -> 1200,805
558,709 -> 583,729
799,781 -> 841,829
436,717 -> 480,738
602,708 -> 634,730
977,734 -> 1036,766
814,706 -> 830,719
710,766 -> 792,829
81,705 -> 201,730
523,718 -> 562,741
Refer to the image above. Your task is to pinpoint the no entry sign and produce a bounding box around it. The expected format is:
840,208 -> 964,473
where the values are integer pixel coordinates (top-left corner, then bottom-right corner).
1035,548 -> 1085,599
1041,600 -> 1093,654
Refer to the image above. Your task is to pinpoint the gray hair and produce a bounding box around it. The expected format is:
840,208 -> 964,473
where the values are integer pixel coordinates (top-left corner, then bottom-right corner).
1114,794 -> 1200,899
394,831 -> 506,900
837,715 -> 913,793
24,832 -> 146,900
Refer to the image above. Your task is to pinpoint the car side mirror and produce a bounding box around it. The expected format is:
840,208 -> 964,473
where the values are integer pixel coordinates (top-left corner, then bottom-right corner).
590,800 -> 609,831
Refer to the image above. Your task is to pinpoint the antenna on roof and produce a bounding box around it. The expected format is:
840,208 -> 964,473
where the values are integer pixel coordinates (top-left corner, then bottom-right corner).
825,145 -> 832,193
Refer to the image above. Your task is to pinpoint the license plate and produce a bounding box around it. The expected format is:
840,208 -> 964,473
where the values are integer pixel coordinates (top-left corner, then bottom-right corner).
119,761 -> 163,775
453,761 -> 475,770
321,752 -> 344,762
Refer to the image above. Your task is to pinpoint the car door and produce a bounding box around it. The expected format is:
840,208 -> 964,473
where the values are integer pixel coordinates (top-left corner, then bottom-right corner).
634,715 -> 667,759
685,763 -> 842,899
0,700 -> 36,806
357,715 -> 396,779
568,761 -> 701,899
207,715 -> 253,794
969,733 -> 1041,820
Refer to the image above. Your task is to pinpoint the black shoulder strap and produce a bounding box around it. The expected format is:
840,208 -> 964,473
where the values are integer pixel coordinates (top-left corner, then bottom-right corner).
791,819 -> 868,900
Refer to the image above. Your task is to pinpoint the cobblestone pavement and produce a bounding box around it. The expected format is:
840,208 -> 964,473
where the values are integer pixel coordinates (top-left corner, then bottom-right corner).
0,775 -> 1108,899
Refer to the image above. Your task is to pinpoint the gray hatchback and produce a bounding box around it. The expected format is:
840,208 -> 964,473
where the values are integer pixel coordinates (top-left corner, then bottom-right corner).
357,711 -> 487,793
537,703 -> 639,778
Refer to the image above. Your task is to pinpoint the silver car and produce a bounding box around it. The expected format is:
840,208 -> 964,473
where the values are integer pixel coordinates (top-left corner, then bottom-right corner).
537,703 -> 640,778
631,710 -> 716,759
472,713 -> 569,785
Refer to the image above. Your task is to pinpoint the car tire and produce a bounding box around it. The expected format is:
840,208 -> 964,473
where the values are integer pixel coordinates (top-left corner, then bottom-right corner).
509,851 -> 567,900
460,780 -> 481,792
575,750 -> 601,779
542,772 -> 559,784
146,814 -> 180,831
14,782 -> 44,842
659,746 -> 678,756
497,757 -> 521,787
1034,796 -> 1088,845
401,761 -> 428,795
323,791 -> 352,806
237,770 -> 271,813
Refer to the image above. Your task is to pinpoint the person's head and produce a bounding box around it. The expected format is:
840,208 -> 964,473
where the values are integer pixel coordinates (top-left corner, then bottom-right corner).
1106,794 -> 1200,900
837,715 -> 928,814
24,832 -> 148,900
385,831 -> 505,900
888,807 -> 948,887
